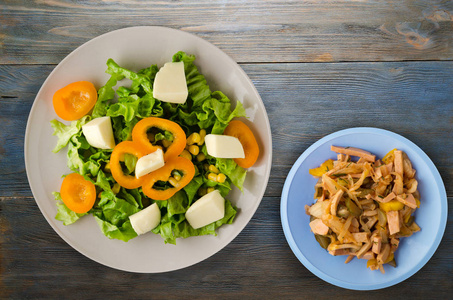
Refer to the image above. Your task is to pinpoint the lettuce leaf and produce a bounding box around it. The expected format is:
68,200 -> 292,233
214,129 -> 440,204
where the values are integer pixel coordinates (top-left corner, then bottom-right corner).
50,116 -> 90,153
152,190 -> 237,244
51,51 -> 244,243
53,192 -> 87,225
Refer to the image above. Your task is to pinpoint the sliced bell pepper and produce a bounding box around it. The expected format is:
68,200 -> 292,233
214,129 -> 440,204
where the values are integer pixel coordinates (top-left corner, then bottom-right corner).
309,159 -> 334,177
382,148 -> 397,164
142,156 -> 195,200
379,200 -> 405,212
110,141 -> 149,189
132,117 -> 186,161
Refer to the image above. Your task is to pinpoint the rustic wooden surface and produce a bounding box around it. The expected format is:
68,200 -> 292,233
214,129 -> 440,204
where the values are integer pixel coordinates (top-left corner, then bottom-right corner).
1,0 -> 452,298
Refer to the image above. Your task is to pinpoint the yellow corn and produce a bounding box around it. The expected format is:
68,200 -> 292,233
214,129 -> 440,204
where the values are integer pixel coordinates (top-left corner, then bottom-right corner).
197,129 -> 207,146
147,133 -> 155,142
203,164 -> 210,171
209,165 -> 219,174
196,153 -> 206,162
216,173 -> 226,183
188,145 -> 200,156
168,177 -> 179,187
112,183 -> 121,194
207,187 -> 215,194
187,132 -> 201,145
180,150 -> 192,160
198,187 -> 207,196
104,162 -> 111,173
208,173 -> 218,182
162,139 -> 172,148
173,173 -> 182,181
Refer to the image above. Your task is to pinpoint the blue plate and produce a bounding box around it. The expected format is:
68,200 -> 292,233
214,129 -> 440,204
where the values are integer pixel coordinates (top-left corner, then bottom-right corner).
280,127 -> 447,290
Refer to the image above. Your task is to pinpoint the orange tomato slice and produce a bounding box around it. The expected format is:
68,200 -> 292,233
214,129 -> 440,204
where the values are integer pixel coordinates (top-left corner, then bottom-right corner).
53,81 -> 98,121
60,173 -> 96,213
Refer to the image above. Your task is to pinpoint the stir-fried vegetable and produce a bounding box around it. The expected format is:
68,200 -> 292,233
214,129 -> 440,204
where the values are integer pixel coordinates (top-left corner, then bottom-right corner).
306,146 -> 421,274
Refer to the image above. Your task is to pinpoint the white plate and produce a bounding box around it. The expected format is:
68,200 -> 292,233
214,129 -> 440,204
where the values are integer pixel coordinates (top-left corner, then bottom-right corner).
25,26 -> 272,273
281,128 -> 447,290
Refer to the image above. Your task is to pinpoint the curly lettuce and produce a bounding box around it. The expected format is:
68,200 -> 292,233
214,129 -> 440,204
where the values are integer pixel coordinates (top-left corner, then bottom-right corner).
51,51 -> 245,243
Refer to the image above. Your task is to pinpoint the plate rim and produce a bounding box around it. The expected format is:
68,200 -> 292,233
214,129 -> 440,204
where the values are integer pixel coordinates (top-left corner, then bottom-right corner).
24,25 -> 272,273
280,127 -> 448,290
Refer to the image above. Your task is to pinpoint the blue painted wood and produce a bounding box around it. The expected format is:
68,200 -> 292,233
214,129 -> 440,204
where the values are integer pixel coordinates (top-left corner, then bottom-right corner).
1,1 -> 452,297
1,62 -> 451,197
0,0 -> 452,64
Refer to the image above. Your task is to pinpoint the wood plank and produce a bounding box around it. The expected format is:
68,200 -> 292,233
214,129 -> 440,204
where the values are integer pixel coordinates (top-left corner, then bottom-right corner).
1,62 -> 452,197
1,0 -> 452,64
0,195 -> 452,298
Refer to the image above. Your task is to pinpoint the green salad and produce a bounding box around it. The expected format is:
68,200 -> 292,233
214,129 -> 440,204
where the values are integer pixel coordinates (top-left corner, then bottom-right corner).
51,51 -> 248,244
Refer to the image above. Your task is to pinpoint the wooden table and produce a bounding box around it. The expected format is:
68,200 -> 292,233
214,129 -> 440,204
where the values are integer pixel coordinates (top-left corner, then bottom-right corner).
1,1 -> 452,298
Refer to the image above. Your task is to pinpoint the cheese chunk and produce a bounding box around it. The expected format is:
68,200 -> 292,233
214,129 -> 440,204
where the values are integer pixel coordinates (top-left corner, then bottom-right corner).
205,134 -> 245,158
135,148 -> 165,178
81,116 -> 115,149
129,203 -> 161,235
185,190 -> 225,229
153,61 -> 188,104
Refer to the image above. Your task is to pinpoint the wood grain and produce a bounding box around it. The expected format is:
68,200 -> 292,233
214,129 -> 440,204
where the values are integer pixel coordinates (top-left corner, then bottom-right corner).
1,62 -> 451,197
1,195 -> 452,298
1,1 -> 453,296
1,0 -> 452,64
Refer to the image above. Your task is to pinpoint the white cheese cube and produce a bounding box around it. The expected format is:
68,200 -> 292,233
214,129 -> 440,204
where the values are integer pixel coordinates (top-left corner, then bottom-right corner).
129,203 -> 161,235
185,190 -> 225,229
153,61 -> 188,104
135,148 -> 165,178
81,116 -> 115,149
205,134 -> 245,158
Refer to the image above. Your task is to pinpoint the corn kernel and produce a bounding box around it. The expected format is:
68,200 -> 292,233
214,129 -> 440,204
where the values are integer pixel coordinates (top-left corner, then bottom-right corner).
209,165 -> 219,174
197,129 -> 207,146
112,183 -> 121,194
203,164 -> 210,171
168,177 -> 179,187
196,153 -> 206,162
188,145 -> 200,156
207,172 -> 218,182
198,187 -> 207,196
180,150 -> 192,160
216,173 -> 226,183
147,133 -> 155,142
104,162 -> 111,173
162,139 -> 172,148
187,132 -> 201,145
207,187 -> 215,194
172,173 -> 182,181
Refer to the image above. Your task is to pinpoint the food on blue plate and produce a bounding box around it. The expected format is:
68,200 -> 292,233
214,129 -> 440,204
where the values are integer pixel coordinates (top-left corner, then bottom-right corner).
306,146 -> 421,273
50,51 -> 259,244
